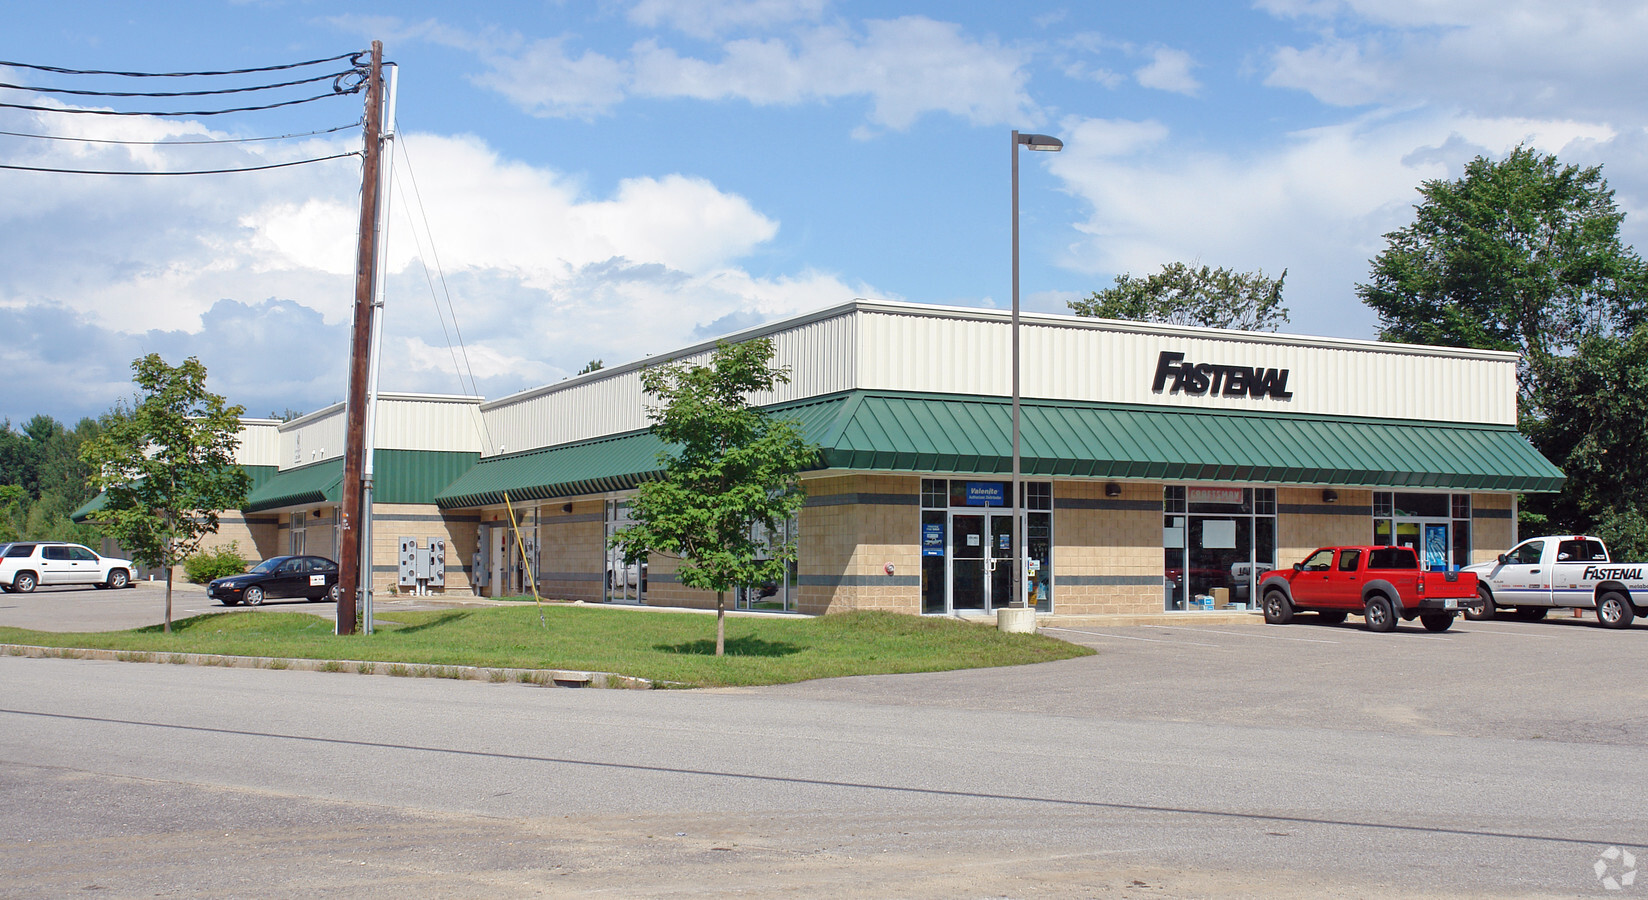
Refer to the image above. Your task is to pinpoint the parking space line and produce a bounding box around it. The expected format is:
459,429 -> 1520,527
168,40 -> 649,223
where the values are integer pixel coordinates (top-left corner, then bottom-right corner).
1044,627 -> 1224,648
1459,627 -> 1557,638
1143,626 -> 1340,644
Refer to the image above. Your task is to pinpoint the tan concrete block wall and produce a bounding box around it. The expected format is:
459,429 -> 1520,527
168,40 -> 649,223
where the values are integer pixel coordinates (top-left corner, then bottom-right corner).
193,512 -> 280,565
1278,487 -> 1372,566
795,473 -> 922,615
535,499 -> 608,602
1052,480 -> 1163,616
1471,492 -> 1517,564
369,503 -> 479,597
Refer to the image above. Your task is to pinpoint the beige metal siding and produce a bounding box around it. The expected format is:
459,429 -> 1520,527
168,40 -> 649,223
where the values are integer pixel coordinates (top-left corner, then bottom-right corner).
858,307 -> 1517,425
480,311 -> 859,456
280,404 -> 346,470
373,394 -> 486,453
234,420 -> 283,468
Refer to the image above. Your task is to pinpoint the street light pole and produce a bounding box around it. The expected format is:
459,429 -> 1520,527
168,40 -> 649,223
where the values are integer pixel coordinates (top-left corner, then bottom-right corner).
1010,130 -> 1062,611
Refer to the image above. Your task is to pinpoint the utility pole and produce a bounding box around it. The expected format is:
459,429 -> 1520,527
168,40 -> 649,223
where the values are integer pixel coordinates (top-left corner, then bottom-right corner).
337,41 -> 384,636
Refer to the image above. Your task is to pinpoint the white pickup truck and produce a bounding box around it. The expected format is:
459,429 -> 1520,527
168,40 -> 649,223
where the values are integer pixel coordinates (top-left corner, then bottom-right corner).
1462,535 -> 1645,628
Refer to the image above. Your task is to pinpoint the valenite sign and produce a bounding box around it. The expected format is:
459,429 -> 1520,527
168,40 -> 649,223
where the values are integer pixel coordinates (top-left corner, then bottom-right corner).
1152,351 -> 1294,400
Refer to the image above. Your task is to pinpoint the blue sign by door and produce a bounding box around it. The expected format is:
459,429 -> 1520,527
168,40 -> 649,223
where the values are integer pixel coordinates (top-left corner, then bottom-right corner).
1424,523 -> 1448,571
965,482 -> 1005,506
922,522 -> 945,557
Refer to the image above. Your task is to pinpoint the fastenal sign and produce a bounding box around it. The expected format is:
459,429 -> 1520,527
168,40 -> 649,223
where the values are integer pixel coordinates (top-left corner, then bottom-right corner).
1152,351 -> 1293,400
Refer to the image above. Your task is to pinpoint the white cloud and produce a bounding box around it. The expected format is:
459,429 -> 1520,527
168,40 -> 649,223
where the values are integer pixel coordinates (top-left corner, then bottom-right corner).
0,102 -> 870,421
628,0 -> 829,39
1048,110 -> 1621,338
470,37 -> 630,120
477,16 -> 1037,131
1134,47 -> 1201,96
1261,1 -> 1648,120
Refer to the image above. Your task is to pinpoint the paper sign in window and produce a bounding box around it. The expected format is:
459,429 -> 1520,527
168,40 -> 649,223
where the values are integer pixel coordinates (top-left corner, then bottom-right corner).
1201,519 -> 1236,549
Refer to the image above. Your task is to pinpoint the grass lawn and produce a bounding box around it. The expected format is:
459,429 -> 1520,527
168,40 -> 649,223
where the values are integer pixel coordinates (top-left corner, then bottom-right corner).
0,606 -> 1092,687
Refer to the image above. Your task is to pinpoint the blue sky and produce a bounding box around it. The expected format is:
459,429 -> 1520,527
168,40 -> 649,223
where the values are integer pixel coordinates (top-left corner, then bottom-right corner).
4,1 -> 1647,426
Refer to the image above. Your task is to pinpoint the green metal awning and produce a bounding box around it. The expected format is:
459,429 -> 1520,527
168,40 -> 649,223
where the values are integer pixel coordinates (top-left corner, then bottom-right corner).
243,451 -> 478,513
244,459 -> 342,512
436,391 -> 1564,509
71,465 -> 280,522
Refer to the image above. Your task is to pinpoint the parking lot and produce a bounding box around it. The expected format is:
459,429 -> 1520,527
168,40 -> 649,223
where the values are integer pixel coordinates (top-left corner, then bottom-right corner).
0,579 -> 480,632
765,611 -> 1648,749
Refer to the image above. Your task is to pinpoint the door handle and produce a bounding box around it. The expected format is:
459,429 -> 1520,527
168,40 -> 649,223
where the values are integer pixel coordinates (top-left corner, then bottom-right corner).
1530,569 -> 1540,574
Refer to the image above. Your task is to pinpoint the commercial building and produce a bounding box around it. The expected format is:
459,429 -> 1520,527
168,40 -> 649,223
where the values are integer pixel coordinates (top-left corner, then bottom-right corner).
77,299 -> 1564,616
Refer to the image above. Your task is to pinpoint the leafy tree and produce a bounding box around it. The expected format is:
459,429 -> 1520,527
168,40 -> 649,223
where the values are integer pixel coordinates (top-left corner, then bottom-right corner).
577,359 -> 604,375
1358,145 -> 1648,407
0,484 -> 25,542
81,355 -> 250,632
1069,262 -> 1289,331
610,339 -> 816,656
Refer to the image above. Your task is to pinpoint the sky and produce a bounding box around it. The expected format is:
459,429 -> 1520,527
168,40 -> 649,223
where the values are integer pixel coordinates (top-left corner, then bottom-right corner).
3,0 -> 1647,427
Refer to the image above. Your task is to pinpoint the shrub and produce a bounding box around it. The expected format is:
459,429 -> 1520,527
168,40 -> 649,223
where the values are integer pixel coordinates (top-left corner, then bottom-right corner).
184,541 -> 247,584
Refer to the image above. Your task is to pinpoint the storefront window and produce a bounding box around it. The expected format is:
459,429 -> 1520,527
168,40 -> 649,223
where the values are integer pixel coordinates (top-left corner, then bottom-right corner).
735,515 -> 800,612
919,477 -> 1052,614
604,500 -> 646,604
1372,492 -> 1471,571
1164,486 -> 1276,612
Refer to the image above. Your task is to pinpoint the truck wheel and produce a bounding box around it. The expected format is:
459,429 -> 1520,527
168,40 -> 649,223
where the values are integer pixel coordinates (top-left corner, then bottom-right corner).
1263,590 -> 1293,625
1464,587 -> 1495,621
1596,591 -> 1635,629
1364,594 -> 1397,632
1421,612 -> 1455,632
1317,611 -> 1347,625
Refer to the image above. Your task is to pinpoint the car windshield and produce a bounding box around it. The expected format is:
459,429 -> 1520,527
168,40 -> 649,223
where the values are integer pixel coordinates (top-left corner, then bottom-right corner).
248,558 -> 284,575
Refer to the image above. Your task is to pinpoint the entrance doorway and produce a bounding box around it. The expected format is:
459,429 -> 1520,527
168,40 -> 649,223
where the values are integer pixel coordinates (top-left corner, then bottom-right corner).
949,511 -> 1016,611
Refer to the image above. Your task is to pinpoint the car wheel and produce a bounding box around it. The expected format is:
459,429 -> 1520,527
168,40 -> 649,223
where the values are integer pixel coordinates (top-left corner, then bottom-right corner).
13,571 -> 37,593
1262,590 -> 1293,625
1420,612 -> 1455,632
1364,594 -> 1397,632
1464,587 -> 1495,621
106,569 -> 129,590
326,583 -> 342,603
1596,591 -> 1635,629
244,585 -> 264,606
1317,611 -> 1347,625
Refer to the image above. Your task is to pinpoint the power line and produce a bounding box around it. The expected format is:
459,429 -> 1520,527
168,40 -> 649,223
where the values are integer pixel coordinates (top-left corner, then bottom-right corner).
0,151 -> 360,176
0,121 -> 361,146
0,87 -> 362,117
0,68 -> 360,99
0,52 -> 362,78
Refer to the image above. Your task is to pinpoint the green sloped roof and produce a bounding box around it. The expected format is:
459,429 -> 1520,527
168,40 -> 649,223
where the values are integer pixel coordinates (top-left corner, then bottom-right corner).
436,391 -> 1563,509
71,465 -> 279,523
242,451 -> 477,513
244,459 -> 342,512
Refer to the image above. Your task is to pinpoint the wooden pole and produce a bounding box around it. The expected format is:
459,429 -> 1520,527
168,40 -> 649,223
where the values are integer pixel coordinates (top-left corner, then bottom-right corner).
337,41 -> 384,636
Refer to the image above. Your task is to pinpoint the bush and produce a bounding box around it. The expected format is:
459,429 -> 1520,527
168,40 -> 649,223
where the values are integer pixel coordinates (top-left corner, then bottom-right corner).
184,541 -> 247,583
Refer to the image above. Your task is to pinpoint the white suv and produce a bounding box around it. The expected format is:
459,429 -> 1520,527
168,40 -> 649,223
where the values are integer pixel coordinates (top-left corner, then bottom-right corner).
0,541 -> 134,593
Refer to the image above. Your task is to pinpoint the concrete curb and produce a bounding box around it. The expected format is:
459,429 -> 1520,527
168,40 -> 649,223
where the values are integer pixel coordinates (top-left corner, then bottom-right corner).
0,643 -> 660,689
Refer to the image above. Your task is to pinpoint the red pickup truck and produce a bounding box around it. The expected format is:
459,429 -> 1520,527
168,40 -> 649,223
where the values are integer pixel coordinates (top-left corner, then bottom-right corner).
1259,545 -> 1482,632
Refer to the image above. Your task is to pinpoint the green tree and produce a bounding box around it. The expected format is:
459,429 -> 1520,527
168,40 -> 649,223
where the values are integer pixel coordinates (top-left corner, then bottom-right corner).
1360,146 -> 1648,537
1358,145 -> 1648,406
1068,262 -> 1289,331
81,355 -> 250,632
610,339 -> 816,656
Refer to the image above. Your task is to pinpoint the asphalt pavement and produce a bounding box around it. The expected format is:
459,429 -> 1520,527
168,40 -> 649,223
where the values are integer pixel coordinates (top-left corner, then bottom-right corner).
2,610 -> 1645,898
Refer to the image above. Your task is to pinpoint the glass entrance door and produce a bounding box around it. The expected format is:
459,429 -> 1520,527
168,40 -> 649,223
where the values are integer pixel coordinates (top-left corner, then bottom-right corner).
951,511 -> 1018,611
988,514 -> 1015,610
951,513 -> 986,611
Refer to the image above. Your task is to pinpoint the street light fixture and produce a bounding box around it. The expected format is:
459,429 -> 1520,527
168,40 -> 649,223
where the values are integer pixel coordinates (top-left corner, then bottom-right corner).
1010,130 -> 1062,611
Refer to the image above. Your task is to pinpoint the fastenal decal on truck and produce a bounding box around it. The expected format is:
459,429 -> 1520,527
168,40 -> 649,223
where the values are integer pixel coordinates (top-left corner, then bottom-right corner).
1461,535 -> 1646,629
